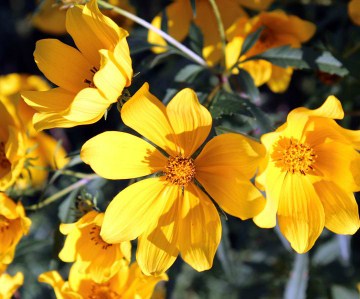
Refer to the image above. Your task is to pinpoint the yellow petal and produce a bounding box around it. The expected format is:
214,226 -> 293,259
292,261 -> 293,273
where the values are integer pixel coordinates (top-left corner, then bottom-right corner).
196,169 -> 265,220
0,272 -> 23,298
278,174 -> 325,253
254,164 -> 286,228
178,183 -> 221,272
136,186 -> 181,276
93,48 -> 128,103
81,131 -> 166,179
313,141 -> 360,191
34,39 -> 91,92
267,66 -> 293,93
112,38 -> 133,86
240,60 -> 272,86
349,0 -> 360,25
22,87 -> 74,113
63,88 -> 110,122
32,111 -> 91,131
195,133 -> 265,179
237,0 -> 274,10
121,83 -> 178,156
101,178 -> 176,242
148,0 -> 192,53
166,88 -> 212,157
313,180 -> 359,234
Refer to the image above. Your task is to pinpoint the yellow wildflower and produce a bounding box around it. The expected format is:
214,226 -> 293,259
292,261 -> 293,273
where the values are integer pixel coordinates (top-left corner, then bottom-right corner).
58,210 -> 131,283
0,73 -> 69,189
0,271 -> 23,299
22,0 -> 133,131
32,0 -> 135,35
0,193 -> 31,265
226,10 -> 316,93
81,83 -> 265,275
39,262 -> 168,299
349,0 -> 360,25
254,96 -> 360,253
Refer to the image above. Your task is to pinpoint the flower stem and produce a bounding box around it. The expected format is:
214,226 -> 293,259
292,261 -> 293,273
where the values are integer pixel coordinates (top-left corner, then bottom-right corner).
97,0 -> 207,66
26,174 -> 99,211
208,0 -> 227,69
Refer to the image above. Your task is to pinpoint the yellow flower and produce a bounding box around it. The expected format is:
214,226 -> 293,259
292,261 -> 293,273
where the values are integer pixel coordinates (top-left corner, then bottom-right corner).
0,271 -> 23,299
226,10 -> 316,93
0,73 -> 69,189
254,96 -> 360,253
58,210 -> 131,283
22,0 -> 133,131
0,96 -> 26,191
0,193 -> 31,265
32,0 -> 136,35
349,0 -> 360,25
81,83 -> 265,275
39,262 -> 167,299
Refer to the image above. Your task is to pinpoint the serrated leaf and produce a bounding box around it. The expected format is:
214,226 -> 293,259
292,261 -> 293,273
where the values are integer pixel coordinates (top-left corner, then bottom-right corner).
190,0 -> 196,17
248,45 -> 349,77
188,22 -> 204,57
175,64 -> 205,82
284,253 -> 309,299
312,237 -> 339,266
240,26 -> 264,57
331,286 -> 359,299
234,68 -> 260,101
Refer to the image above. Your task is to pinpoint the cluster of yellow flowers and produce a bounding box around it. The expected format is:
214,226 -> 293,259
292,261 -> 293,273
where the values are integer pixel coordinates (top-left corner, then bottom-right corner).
0,0 -> 359,297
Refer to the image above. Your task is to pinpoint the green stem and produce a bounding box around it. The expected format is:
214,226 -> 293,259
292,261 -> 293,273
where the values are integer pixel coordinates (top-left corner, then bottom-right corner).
26,174 -> 99,211
208,0 -> 227,69
97,0 -> 207,66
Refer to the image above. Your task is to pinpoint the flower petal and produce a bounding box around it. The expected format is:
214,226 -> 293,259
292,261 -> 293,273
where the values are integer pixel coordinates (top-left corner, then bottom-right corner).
136,186 -> 181,276
166,88 -> 212,157
278,174 -> 325,253
178,183 -> 221,271
196,169 -> 265,220
101,178 -> 176,242
267,66 -> 293,93
121,83 -> 178,156
240,60 -> 272,86
22,87 -> 74,113
34,39 -> 91,92
313,179 -> 359,235
195,133 -> 265,179
81,131 -> 166,180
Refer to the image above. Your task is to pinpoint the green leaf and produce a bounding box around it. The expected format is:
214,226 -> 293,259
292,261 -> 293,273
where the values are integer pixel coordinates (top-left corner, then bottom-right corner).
175,64 -> 205,82
188,22 -> 204,57
331,286 -> 359,299
240,26 -> 264,57
190,0 -> 196,17
248,45 -> 349,77
233,68 -> 260,101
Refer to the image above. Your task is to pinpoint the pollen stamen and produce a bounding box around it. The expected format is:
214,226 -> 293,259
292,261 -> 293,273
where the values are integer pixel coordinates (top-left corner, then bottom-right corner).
165,156 -> 196,186
271,137 -> 317,175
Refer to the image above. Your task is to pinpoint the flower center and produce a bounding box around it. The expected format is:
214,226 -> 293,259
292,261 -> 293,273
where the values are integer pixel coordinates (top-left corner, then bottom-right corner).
88,283 -> 120,299
89,225 -> 113,250
83,66 -> 98,88
258,28 -> 276,50
0,215 -> 10,233
271,137 -> 317,175
0,141 -> 11,179
165,156 -> 196,186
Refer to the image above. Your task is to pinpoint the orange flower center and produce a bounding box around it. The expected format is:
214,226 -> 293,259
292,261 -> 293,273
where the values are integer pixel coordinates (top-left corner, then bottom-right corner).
0,215 -> 10,233
89,225 -> 113,250
258,28 -> 276,51
89,283 -> 120,299
83,66 -> 98,88
0,141 -> 11,179
271,137 -> 317,175
165,156 -> 196,186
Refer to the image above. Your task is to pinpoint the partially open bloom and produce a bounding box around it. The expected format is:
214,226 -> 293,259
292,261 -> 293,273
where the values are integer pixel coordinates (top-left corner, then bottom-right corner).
0,271 -> 23,299
349,0 -> 360,25
0,96 -> 26,191
32,0 -> 135,35
0,73 -> 68,189
148,0 -> 273,66
81,83 -> 265,275
0,193 -> 31,265
22,0 -> 133,130
254,96 -> 360,253
226,10 -> 316,93
58,210 -> 131,283
39,262 -> 167,299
